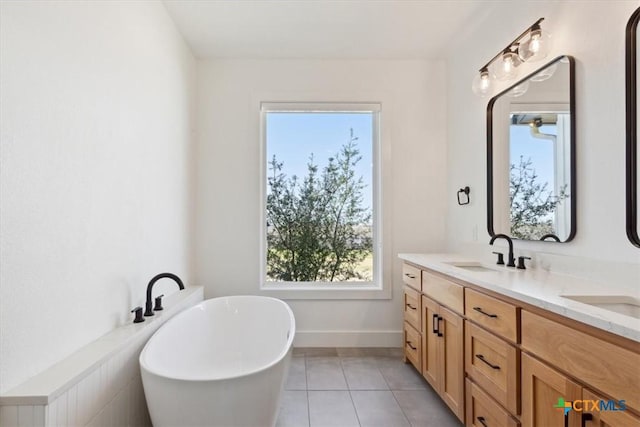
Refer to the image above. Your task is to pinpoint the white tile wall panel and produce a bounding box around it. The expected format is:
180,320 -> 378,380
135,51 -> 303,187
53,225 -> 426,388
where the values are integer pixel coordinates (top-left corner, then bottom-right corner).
0,406 -> 19,426
0,287 -> 203,427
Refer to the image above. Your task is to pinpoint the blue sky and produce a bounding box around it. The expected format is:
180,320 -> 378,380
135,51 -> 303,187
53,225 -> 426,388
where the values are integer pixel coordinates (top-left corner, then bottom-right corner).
266,112 -> 374,211
510,124 -> 555,191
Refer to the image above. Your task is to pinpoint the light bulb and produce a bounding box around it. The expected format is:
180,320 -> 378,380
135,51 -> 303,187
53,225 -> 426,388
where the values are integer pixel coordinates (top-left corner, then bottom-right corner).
518,27 -> 551,63
493,51 -> 520,81
472,69 -> 492,97
530,32 -> 542,54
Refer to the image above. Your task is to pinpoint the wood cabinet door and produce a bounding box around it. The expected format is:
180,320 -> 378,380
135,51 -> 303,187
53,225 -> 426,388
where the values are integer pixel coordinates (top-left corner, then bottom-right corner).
439,306 -> 464,422
582,389 -> 640,427
521,353 -> 582,427
421,295 -> 439,391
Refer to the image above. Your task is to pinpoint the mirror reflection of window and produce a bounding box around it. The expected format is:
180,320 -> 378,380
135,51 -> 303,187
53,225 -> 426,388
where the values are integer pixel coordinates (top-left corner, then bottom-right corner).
509,112 -> 570,240
488,56 -> 575,243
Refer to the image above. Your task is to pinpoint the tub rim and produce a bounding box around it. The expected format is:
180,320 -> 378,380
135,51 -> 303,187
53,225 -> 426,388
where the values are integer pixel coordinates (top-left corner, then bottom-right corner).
139,295 -> 295,382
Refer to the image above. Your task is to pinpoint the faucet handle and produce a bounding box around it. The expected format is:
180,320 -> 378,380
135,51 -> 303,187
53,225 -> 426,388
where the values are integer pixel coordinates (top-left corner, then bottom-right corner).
492,251 -> 505,265
131,307 -> 145,323
517,256 -> 531,270
154,294 -> 165,311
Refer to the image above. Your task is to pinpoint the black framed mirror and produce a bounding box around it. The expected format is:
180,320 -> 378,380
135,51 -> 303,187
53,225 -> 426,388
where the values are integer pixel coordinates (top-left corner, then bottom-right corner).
626,7 -> 640,248
487,55 -> 576,242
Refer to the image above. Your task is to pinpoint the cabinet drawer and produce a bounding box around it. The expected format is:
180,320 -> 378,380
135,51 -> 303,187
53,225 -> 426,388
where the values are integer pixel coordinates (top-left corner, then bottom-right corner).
465,321 -> 520,415
466,379 -> 520,427
521,310 -> 640,412
404,321 -> 421,372
402,263 -> 421,291
465,288 -> 518,342
421,270 -> 464,314
404,286 -> 421,331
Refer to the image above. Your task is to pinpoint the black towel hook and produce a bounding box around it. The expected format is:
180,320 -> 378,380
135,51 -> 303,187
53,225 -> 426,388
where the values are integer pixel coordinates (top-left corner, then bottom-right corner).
457,186 -> 470,205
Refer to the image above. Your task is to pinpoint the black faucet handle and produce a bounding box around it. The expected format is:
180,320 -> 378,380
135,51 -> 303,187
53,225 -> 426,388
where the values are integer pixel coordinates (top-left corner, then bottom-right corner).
154,294 -> 165,311
131,307 -> 145,323
517,256 -> 532,270
492,251 -> 505,265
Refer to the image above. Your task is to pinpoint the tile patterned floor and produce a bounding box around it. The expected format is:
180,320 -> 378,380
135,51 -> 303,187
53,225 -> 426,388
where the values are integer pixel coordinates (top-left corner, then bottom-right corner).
276,348 -> 463,427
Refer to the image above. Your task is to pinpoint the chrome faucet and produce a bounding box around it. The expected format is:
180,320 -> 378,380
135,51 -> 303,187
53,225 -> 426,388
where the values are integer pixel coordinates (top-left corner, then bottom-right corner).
144,272 -> 184,316
489,234 -> 516,267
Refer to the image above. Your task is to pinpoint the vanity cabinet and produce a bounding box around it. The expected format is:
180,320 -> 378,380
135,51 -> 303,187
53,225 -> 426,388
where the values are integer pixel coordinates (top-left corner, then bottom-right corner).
403,320 -> 421,371
399,260 -> 640,427
521,354 -> 640,427
464,288 -> 521,424
521,352 -> 582,427
402,267 -> 422,373
466,379 -> 520,427
421,295 -> 465,420
465,288 -> 518,343
402,263 -> 421,291
419,272 -> 465,421
404,285 -> 421,331
465,321 -> 519,415
582,389 -> 640,427
521,310 -> 640,412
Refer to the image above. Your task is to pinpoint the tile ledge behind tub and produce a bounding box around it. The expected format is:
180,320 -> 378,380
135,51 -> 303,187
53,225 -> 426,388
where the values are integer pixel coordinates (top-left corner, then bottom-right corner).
0,286 -> 204,406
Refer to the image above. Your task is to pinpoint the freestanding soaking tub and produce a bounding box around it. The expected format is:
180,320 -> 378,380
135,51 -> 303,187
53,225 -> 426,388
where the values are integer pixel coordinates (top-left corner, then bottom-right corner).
140,295 -> 295,427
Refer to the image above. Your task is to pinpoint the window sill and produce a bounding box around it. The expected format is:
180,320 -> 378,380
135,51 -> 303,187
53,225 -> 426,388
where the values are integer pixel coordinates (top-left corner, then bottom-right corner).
259,281 -> 391,300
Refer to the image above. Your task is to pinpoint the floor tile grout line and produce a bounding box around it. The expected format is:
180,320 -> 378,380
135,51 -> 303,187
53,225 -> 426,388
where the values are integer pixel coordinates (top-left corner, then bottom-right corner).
347,389 -> 363,427
285,349 -> 462,427
389,389 -> 413,427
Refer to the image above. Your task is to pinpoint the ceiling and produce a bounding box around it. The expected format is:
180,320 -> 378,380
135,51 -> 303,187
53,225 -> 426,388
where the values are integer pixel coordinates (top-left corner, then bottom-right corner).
163,1 -> 489,60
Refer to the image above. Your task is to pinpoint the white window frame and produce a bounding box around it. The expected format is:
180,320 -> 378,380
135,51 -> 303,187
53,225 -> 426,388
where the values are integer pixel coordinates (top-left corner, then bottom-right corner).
259,102 -> 387,299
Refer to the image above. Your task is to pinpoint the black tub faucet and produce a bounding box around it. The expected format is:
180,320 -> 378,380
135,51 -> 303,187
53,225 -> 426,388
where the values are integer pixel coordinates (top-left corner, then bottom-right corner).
489,234 -> 516,267
144,272 -> 184,316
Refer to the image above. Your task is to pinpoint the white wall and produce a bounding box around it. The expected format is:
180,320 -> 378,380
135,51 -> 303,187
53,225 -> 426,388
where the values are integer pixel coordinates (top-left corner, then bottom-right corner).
195,59 -> 448,345
0,1 -> 196,393
446,1 -> 640,283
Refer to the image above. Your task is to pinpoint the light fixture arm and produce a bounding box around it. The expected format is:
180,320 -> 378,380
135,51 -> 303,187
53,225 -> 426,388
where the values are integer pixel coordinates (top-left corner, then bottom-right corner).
477,18 -> 545,73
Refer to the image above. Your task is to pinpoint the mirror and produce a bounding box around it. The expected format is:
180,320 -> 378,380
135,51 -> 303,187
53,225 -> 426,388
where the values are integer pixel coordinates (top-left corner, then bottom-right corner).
488,56 -> 576,242
626,7 -> 640,248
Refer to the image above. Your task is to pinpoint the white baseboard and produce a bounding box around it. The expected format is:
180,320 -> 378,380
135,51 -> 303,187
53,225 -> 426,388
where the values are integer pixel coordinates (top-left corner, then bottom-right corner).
293,330 -> 402,347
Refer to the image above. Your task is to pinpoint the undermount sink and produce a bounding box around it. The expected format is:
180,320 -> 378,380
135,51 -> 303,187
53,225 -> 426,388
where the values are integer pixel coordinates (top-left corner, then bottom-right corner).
561,295 -> 640,319
443,262 -> 498,273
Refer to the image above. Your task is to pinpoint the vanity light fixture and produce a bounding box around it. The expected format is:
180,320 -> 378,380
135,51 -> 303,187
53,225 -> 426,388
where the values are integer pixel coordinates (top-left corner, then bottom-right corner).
472,18 -> 551,97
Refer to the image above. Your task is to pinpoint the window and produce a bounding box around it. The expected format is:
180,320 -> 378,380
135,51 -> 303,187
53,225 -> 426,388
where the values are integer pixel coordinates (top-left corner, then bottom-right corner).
260,103 -> 381,292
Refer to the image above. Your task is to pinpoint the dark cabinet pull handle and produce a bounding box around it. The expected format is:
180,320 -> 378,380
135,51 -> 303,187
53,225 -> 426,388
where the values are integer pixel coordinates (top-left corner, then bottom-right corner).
405,303 -> 417,310
477,416 -> 489,427
437,316 -> 443,337
406,341 -> 416,350
404,273 -> 416,279
475,354 -> 500,370
432,314 -> 439,334
581,413 -> 593,427
473,306 -> 498,318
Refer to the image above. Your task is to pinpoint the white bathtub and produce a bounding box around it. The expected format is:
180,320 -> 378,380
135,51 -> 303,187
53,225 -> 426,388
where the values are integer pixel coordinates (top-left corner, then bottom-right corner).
140,295 -> 295,427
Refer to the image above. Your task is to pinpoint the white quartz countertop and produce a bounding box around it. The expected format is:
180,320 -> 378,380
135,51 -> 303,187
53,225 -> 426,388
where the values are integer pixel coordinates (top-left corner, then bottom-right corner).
398,253 -> 640,343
